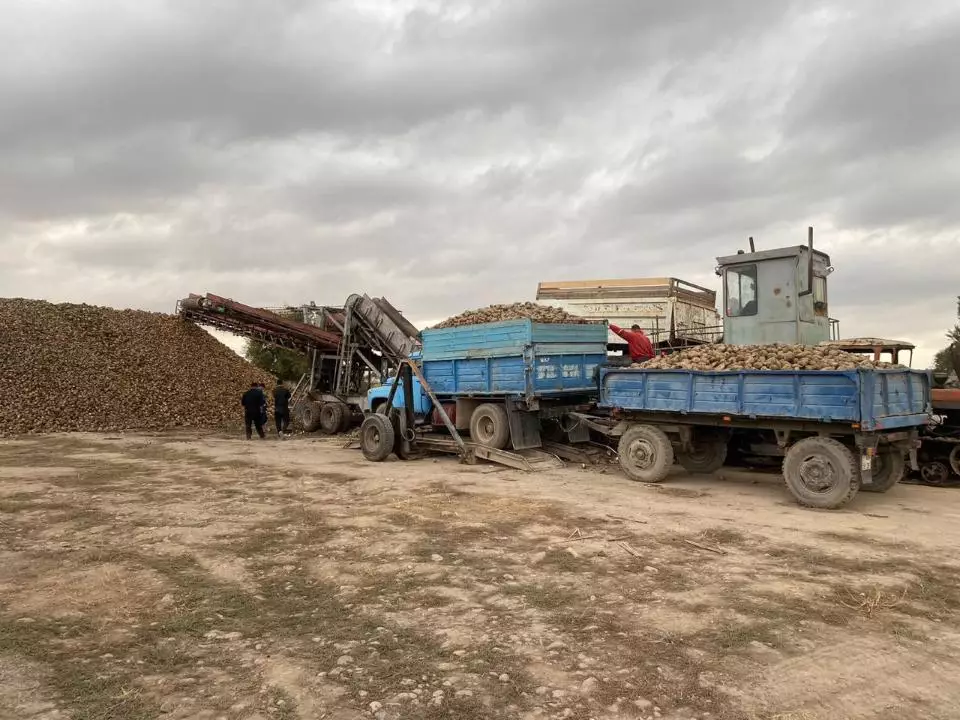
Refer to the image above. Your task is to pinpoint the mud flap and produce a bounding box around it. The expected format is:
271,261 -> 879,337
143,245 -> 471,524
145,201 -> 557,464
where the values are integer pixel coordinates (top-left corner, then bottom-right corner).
859,450 -> 873,486
566,415 -> 590,444
505,398 -> 542,450
908,431 -> 921,471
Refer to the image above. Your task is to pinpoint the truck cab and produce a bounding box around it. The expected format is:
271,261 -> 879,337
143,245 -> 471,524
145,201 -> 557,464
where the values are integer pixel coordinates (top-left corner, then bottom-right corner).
366,352 -> 432,416
717,229 -> 835,346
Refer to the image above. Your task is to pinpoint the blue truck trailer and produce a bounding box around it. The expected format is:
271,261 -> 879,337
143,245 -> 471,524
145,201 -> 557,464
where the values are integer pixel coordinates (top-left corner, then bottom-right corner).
361,229 -> 935,508
590,366 -> 932,508
360,319 -> 609,463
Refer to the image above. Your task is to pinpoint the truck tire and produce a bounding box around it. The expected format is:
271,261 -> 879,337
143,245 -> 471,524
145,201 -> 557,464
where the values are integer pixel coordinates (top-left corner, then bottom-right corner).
389,409 -> 415,460
299,402 -> 323,433
617,425 -> 674,483
360,414 -> 395,462
470,403 -> 510,449
319,403 -> 345,434
782,437 -> 859,509
339,406 -> 355,432
677,437 -> 728,474
920,460 -> 950,486
859,447 -> 905,493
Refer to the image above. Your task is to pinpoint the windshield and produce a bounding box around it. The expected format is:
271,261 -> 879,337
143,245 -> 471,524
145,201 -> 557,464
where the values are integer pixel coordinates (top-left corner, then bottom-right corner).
725,264 -> 758,317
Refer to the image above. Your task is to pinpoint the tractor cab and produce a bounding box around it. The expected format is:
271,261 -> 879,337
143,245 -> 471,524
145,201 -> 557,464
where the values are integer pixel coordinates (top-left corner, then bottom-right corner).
717,227 -> 835,346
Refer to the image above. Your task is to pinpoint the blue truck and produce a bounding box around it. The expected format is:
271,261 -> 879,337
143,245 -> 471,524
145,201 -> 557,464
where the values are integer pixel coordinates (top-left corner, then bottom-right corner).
364,318 -> 608,453
592,366 -> 932,508
363,230 -> 934,508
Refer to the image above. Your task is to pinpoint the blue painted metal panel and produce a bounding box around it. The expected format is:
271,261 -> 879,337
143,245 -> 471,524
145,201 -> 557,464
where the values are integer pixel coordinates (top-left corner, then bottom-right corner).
420,320 -> 607,400
600,368 -> 931,431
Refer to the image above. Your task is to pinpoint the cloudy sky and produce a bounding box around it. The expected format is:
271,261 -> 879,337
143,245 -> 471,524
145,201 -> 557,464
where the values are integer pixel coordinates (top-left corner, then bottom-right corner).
2,0 -> 958,366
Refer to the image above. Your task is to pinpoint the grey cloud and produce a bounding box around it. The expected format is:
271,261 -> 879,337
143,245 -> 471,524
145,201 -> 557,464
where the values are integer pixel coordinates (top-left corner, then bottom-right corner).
785,13 -> 960,158
2,0 -> 959,367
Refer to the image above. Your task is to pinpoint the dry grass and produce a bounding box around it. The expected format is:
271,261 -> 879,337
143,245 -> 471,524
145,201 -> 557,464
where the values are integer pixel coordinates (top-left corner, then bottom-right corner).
1,434 -> 959,720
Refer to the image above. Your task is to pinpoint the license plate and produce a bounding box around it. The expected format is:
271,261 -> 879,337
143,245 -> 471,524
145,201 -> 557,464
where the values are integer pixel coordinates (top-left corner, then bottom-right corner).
861,456 -> 872,471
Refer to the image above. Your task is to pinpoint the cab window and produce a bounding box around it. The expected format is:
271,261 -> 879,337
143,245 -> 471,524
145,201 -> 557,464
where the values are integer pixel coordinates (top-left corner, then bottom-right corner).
725,264 -> 758,317
813,275 -> 828,315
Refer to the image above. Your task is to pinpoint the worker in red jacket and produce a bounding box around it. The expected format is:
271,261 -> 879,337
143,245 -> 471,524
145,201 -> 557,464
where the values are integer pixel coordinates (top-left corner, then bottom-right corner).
610,324 -> 656,363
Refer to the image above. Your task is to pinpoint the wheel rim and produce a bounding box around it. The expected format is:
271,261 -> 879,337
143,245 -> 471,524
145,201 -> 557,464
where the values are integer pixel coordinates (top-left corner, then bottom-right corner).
950,446 -> 960,476
921,461 -> 949,485
366,426 -> 380,447
687,443 -> 715,463
477,416 -> 494,442
626,437 -> 657,470
798,454 -> 840,493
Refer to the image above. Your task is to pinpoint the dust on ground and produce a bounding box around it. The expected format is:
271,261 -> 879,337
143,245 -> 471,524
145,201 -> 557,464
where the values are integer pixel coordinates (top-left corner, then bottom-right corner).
2,431 -> 960,720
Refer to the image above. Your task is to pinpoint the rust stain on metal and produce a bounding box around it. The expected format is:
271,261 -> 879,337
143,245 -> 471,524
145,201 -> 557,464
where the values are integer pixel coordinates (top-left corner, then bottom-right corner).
773,287 -> 782,296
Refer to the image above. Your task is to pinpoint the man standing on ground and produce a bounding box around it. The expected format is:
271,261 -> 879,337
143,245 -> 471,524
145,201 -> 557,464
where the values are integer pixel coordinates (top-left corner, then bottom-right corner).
273,380 -> 292,436
241,382 -> 266,440
257,382 -> 269,433
609,323 -> 656,363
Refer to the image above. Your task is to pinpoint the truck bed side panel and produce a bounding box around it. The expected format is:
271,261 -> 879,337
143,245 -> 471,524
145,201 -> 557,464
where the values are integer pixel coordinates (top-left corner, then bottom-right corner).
420,322 -> 531,361
864,371 -> 932,430
601,368 -> 931,430
423,357 -> 527,395
530,348 -> 606,394
421,320 -> 608,399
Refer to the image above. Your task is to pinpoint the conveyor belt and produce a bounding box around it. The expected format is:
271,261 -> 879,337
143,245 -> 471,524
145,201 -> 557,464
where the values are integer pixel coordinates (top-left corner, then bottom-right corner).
177,293 -> 342,353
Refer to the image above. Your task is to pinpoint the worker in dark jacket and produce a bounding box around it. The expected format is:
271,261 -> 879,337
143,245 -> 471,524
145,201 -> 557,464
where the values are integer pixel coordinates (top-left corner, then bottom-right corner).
273,381 -> 292,436
609,324 -> 656,363
241,382 -> 266,439
257,382 -> 269,432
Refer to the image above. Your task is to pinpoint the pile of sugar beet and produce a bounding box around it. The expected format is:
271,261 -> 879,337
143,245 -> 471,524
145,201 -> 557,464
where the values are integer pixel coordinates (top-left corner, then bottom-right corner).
638,343 -> 900,371
432,302 -> 595,329
0,299 -> 274,435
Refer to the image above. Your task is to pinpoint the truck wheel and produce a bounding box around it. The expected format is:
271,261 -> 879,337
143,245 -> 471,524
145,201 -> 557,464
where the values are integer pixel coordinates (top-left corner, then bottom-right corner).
319,403 -> 345,434
338,407 -> 355,432
299,402 -> 323,432
782,437 -> 859,509
617,425 -> 674,483
677,437 -> 728,474
859,447 -> 905,493
388,409 -> 415,460
920,461 -> 950,486
950,446 -> 960,477
470,403 -> 510,449
360,414 -> 395,462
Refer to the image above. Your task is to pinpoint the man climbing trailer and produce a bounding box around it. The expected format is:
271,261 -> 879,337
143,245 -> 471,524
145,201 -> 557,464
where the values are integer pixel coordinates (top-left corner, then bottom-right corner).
609,323 -> 655,363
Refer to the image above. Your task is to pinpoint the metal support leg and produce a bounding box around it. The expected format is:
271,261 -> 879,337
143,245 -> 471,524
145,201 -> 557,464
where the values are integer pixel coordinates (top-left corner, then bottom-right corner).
400,363 -> 416,456
406,361 -> 465,451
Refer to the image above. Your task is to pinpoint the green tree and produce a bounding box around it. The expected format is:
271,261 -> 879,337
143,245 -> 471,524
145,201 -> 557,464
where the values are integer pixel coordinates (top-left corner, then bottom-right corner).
933,296 -> 960,373
245,341 -> 310,382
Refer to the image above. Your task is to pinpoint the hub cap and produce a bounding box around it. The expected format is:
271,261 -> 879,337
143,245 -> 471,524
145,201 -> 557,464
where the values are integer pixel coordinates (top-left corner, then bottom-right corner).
798,455 -> 838,493
627,438 -> 657,470
478,416 -> 495,441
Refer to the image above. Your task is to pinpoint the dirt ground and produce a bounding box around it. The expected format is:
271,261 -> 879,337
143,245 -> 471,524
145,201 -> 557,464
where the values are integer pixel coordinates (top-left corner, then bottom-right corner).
2,433 -> 960,720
